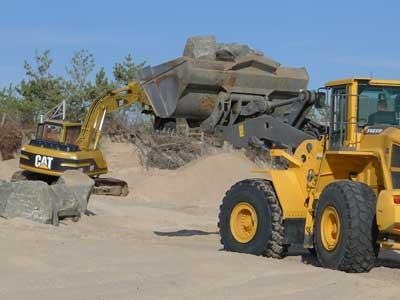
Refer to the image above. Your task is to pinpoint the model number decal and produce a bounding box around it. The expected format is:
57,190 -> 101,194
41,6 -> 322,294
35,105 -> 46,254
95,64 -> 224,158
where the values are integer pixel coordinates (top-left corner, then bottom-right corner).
34,155 -> 54,170
238,124 -> 245,138
366,128 -> 383,134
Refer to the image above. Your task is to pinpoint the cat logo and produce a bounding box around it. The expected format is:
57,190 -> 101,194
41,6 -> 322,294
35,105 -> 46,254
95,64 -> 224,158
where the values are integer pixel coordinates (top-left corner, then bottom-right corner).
34,155 -> 54,170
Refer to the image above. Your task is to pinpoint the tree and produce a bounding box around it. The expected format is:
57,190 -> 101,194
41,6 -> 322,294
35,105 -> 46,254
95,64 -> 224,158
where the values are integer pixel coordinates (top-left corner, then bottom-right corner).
93,67 -> 115,97
17,50 -> 66,122
0,85 -> 16,111
113,54 -> 145,86
112,54 -> 147,124
65,49 -> 96,120
66,49 -> 95,88
85,67 -> 116,104
1,50 -> 146,126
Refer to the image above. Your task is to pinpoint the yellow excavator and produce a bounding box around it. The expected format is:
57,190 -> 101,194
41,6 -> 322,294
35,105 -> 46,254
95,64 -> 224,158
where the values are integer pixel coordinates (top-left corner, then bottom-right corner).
218,78 -> 400,272
13,82 -> 152,196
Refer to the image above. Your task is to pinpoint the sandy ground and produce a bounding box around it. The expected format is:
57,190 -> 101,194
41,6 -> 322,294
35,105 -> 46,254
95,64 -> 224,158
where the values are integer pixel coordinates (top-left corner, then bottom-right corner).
1,141 -> 400,300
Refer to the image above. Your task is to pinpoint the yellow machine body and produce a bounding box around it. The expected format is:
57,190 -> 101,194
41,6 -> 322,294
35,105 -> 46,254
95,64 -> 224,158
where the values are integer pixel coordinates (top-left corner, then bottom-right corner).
18,82 -> 151,179
256,78 -> 400,250
20,139 -> 107,177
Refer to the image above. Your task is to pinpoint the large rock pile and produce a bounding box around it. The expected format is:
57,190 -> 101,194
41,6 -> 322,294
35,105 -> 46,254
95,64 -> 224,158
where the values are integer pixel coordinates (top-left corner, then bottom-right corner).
0,171 -> 94,225
183,35 -> 266,61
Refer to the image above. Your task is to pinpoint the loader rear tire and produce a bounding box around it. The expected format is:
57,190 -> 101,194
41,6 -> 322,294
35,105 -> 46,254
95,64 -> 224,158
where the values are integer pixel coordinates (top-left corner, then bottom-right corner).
218,179 -> 286,258
314,180 -> 379,273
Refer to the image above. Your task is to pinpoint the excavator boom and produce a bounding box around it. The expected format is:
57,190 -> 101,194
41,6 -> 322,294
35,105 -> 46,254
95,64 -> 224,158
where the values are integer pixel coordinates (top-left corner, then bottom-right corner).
76,81 -> 150,150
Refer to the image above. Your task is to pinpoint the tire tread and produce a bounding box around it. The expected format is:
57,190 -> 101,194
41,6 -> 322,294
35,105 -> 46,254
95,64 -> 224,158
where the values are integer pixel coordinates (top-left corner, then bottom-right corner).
218,179 -> 286,258
315,180 -> 378,273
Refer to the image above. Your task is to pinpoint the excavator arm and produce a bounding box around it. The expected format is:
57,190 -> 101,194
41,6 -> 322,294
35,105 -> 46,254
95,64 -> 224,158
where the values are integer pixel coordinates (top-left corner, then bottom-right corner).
76,81 -> 151,150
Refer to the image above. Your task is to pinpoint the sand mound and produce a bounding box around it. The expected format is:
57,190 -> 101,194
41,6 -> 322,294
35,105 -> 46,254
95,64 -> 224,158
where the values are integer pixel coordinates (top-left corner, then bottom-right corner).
131,152 -> 257,208
101,138 -> 259,210
0,141 -> 400,299
100,136 -> 143,173
0,157 -> 18,181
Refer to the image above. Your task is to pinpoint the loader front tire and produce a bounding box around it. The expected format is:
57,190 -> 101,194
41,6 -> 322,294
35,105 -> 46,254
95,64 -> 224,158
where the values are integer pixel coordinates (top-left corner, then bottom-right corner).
314,180 -> 379,273
218,179 -> 286,258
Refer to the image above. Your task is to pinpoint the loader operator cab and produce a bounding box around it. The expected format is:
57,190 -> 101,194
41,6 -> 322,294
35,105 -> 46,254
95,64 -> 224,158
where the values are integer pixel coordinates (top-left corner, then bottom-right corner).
325,78 -> 400,150
34,120 -> 81,148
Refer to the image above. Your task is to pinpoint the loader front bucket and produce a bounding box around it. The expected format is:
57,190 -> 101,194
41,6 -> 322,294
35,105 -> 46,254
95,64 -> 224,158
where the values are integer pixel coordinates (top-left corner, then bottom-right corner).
139,54 -> 308,128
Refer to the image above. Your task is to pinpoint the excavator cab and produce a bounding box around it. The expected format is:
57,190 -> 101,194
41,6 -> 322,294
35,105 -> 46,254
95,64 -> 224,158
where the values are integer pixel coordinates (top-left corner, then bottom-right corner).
35,120 -> 81,146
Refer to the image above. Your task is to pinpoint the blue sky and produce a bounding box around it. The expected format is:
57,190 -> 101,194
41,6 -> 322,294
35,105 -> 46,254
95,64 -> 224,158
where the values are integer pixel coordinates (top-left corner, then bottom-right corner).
0,0 -> 399,89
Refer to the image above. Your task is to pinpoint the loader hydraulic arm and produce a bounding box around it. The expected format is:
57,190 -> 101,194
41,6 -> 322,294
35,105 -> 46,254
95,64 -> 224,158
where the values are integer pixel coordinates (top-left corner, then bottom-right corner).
215,90 -> 326,150
75,81 -> 151,150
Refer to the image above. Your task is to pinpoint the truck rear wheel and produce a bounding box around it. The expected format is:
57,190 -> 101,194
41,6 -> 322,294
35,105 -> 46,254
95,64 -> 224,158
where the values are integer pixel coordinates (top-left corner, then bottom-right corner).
218,179 -> 286,258
314,180 -> 379,272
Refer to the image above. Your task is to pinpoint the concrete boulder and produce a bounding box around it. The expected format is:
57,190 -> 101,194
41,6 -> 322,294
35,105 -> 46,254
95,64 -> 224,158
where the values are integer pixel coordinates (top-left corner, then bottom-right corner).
51,184 -> 81,219
217,43 -> 264,58
183,35 -> 217,60
56,170 -> 95,214
0,181 -> 57,224
183,35 -> 265,61
0,171 -> 94,225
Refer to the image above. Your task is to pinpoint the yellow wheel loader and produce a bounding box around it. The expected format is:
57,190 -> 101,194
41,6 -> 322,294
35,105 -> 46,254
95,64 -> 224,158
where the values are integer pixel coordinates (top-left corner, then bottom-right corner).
137,54 -> 399,272
14,43 -> 400,272
13,82 -> 152,196
217,78 -> 400,272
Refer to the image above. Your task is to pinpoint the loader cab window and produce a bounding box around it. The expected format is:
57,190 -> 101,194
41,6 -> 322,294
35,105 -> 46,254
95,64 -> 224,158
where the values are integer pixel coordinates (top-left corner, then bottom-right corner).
330,87 -> 348,149
358,85 -> 400,127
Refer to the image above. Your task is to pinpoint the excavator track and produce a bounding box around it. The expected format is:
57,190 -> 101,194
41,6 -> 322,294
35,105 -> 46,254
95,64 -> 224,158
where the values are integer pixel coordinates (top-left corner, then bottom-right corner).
93,177 -> 129,197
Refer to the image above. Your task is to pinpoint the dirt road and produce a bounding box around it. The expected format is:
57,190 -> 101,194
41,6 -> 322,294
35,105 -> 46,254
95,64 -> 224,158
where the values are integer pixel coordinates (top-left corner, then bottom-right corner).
0,142 -> 399,300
